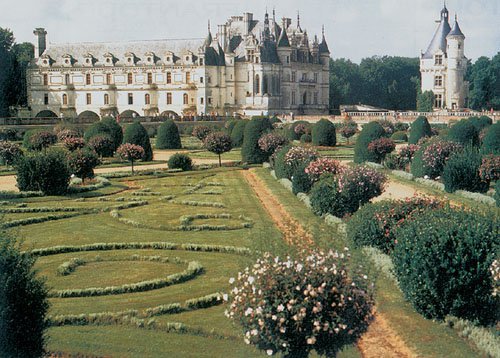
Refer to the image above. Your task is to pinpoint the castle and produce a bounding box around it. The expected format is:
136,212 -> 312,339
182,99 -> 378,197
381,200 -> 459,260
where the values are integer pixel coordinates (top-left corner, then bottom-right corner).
420,4 -> 469,110
27,11 -> 330,119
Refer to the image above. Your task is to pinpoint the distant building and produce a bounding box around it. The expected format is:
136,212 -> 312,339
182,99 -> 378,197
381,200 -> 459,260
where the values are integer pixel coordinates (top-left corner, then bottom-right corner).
27,11 -> 330,119
420,4 -> 469,110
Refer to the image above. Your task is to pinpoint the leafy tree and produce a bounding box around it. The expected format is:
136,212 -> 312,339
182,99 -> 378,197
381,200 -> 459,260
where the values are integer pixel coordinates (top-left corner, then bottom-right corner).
312,118 -> 336,146
230,121 -> 247,147
84,117 -> 123,151
23,130 -> 57,151
0,141 -> 22,165
448,119 -> 479,146
192,125 -> 212,141
122,121 -> 153,161
67,148 -> 100,183
156,120 -> 181,149
417,90 -> 434,112
0,28 -> 15,116
204,132 -> 232,167
339,120 -> 357,144
481,122 -> 500,155
116,143 -> 144,174
87,135 -> 114,157
466,55 -> 500,110
0,235 -> 49,358
241,117 -> 272,164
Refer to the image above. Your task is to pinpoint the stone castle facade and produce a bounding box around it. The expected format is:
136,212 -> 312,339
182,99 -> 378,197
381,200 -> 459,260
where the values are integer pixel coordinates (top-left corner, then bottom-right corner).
27,11 -> 330,119
420,4 -> 469,110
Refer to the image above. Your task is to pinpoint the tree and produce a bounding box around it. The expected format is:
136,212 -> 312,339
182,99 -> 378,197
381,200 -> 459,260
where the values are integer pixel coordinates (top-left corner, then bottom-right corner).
192,125 -> 212,141
204,132 -> 232,167
122,121 -> 153,161
67,148 -> 100,183
23,130 -> 57,151
0,235 -> 49,358
312,118 -> 336,147
156,120 -> 181,149
0,141 -> 22,165
241,117 -> 272,164
84,117 -> 123,151
0,28 -> 14,116
87,135 -> 114,157
230,121 -> 247,147
417,90 -> 434,112
353,121 -> 386,163
116,144 -> 144,174
408,116 -> 432,144
339,120 -> 357,144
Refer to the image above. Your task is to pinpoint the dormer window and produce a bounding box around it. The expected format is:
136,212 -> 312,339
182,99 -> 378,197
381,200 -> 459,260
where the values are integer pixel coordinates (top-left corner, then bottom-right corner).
124,52 -> 137,65
103,53 -> 116,66
43,60 -> 48,65
435,54 -> 443,65
83,53 -> 95,67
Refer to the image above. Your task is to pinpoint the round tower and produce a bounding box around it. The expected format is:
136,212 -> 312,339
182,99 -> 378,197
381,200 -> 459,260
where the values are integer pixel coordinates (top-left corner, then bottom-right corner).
446,15 -> 466,109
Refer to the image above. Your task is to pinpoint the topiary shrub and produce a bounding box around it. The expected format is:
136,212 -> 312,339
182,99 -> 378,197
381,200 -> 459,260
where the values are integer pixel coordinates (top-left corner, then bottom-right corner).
339,120 -> 358,144
287,121 -> 310,140
156,120 -> 181,149
291,162 -> 313,194
346,196 -> 443,254
167,153 -> 193,171
411,139 -> 462,179
67,148 -> 100,183
0,141 -> 23,166
192,125 -> 212,141
481,122 -> 500,155
312,119 -> 336,147
225,251 -> 374,357
122,121 -> 153,161
304,158 -> 344,183
353,121 -> 386,163
282,146 -> 318,180
15,149 -> 70,195
392,207 -> 499,324
367,137 -> 396,164
230,121 -> 247,147
408,116 -> 432,145
442,146 -> 490,193
310,166 -> 386,217
241,117 -> 272,164
258,133 -> 289,159
272,145 -> 293,179
448,119 -> 479,146
23,130 -> 57,151
84,117 -> 123,151
62,137 -> 85,151
391,131 -> 408,142
204,132 -> 232,167
116,143 -> 145,174
0,235 -> 49,358
300,133 -> 312,143
378,119 -> 395,136
88,135 -> 115,157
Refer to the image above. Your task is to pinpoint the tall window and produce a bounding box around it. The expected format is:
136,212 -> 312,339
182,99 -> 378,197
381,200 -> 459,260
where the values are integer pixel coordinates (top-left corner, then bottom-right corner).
183,93 -> 188,105
314,73 -> 318,83
434,75 -> 443,87
199,58 -> 204,65
434,94 -> 443,108
104,94 -> 109,105
65,74 -> 70,85
200,97 -> 204,104
127,73 -> 133,84
291,71 -> 296,82
255,74 -> 260,94
186,72 -> 191,83
44,93 -> 49,105
43,74 -> 48,86
147,73 -> 153,84
200,77 -> 204,84
62,94 -> 68,105
86,74 -> 91,85
314,92 -> 318,105
166,72 -> 172,84
435,55 -> 443,65
302,73 -> 307,81
291,91 -> 296,105
106,73 -> 112,85
145,94 -> 150,105
128,93 -> 133,105
86,93 -> 91,105
166,92 -> 172,104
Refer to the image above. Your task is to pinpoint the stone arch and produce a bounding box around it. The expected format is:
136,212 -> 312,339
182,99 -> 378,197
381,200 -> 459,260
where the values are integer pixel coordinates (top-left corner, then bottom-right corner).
159,110 -> 179,119
35,110 -> 58,118
77,110 -> 100,121
120,110 -> 140,119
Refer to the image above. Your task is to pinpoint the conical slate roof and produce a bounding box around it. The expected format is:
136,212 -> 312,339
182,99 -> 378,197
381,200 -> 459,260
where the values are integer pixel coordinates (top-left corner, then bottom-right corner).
277,26 -> 290,47
447,18 -> 464,37
319,27 -> 330,54
422,6 -> 451,59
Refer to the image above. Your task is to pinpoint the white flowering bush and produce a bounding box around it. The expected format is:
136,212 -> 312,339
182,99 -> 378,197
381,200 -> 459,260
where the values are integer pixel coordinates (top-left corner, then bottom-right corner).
225,250 -> 374,357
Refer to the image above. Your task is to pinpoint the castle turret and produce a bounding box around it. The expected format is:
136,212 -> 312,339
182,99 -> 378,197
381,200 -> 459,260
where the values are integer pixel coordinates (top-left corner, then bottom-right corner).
33,28 -> 47,58
446,15 -> 467,109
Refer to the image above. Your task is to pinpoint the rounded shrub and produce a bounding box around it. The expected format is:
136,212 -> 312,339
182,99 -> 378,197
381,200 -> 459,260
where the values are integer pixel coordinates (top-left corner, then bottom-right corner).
346,196 -> 443,254
67,148 -> 100,183
442,146 -> 489,193
0,236 -> 49,358
123,121 -> 153,161
367,137 -> 396,164
225,120 -> 238,135
84,117 -> 123,151
56,129 -> 80,142
304,158 -> 344,183
272,145 -> 293,179
469,115 -> 493,132
62,137 -> 85,151
291,162 -> 313,194
258,133 -> 288,158
481,122 -> 500,155
394,121 -> 409,132
479,154 -> 500,182
156,120 -> 181,149
192,125 -> 212,141
300,133 -> 312,143
15,149 -> 70,195
411,139 -> 462,179
88,135 -> 115,157
241,117 -> 272,164
353,121 -> 386,163
392,207 -> 499,324
448,119 -> 479,146
312,119 -> 336,147
287,121 -> 310,140
408,116 -> 432,145
167,153 -> 193,171
23,130 -> 57,151
225,251 -> 374,357
0,141 -> 23,165
230,121 -> 247,147
391,131 -> 408,142
378,119 -> 395,136
282,146 -> 318,180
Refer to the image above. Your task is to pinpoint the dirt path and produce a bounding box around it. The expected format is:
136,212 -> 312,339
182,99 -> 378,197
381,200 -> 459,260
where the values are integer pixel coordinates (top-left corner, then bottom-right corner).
241,169 -> 314,251
242,168 -> 417,358
374,180 -> 419,202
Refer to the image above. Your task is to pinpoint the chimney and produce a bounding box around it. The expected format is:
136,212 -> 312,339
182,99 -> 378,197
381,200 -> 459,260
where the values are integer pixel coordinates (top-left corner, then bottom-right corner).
33,28 -> 47,58
243,13 -> 253,35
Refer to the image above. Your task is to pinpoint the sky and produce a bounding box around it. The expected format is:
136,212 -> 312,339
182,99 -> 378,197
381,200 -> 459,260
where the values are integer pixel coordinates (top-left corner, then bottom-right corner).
1,0 -> 498,63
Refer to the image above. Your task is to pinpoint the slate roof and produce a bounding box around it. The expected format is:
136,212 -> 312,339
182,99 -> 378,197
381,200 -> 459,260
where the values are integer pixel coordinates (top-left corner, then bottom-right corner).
447,19 -> 464,37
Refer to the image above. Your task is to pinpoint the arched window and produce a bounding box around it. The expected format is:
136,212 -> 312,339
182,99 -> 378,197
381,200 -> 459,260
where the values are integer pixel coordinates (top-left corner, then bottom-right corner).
255,74 -> 260,94
145,94 -> 150,105
183,93 -> 188,105
127,73 -> 133,84
166,92 -> 172,105
104,94 -> 109,105
62,94 -> 68,105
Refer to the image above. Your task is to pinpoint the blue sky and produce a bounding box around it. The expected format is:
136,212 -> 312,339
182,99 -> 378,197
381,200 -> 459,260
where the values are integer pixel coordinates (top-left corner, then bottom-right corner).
1,0 -> 498,62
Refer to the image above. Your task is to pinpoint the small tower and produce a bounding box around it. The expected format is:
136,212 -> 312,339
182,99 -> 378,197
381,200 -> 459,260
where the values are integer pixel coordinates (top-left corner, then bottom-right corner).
277,17 -> 292,65
446,15 -> 467,109
33,28 -> 47,58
